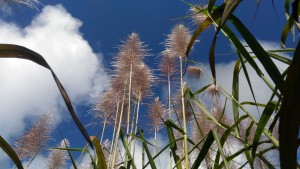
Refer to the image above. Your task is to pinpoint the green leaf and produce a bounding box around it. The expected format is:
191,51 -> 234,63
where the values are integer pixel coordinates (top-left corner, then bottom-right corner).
186,5 -> 224,58
191,131 -> 214,169
0,44 -> 93,149
281,16 -> 295,48
232,57 -> 240,122
229,16 -> 285,92
119,129 -> 137,169
164,120 -> 182,169
214,115 -> 248,168
165,119 -> 185,134
0,136 -> 24,169
91,136 -> 107,169
251,101 -> 276,158
138,130 -> 157,169
212,130 -> 230,169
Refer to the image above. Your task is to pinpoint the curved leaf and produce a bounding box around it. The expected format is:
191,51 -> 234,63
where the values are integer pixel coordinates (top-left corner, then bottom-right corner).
0,136 -> 24,169
251,101 -> 276,158
0,44 -> 93,149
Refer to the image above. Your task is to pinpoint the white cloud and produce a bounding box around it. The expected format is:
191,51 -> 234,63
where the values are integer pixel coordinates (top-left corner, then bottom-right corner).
0,4 -> 110,166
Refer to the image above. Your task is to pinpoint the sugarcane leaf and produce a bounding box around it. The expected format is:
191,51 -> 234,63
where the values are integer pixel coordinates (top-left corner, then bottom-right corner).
191,131 -> 214,169
252,101 -> 276,158
0,136 -> 24,169
212,130 -> 230,169
281,16 -> 295,48
0,44 -> 93,149
137,129 -> 157,169
91,136 -> 107,169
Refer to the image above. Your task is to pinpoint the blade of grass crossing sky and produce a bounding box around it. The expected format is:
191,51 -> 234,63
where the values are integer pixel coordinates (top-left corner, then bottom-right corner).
191,131 -> 214,169
229,16 -> 285,92
212,130 -> 230,169
138,129 -> 157,169
232,57 -> 240,122
281,16 -> 295,48
0,136 -> 24,169
91,136 -> 107,169
164,120 -> 182,169
251,101 -> 276,159
213,115 -> 248,168
0,44 -> 93,149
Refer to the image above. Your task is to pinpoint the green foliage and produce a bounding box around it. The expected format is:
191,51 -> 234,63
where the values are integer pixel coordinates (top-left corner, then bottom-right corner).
1,0 -> 300,168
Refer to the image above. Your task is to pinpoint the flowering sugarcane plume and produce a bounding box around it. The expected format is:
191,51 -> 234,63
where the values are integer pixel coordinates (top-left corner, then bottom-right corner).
148,97 -> 167,130
15,112 -> 52,160
187,66 -> 202,80
188,4 -> 208,25
47,139 -> 69,169
165,24 -> 192,58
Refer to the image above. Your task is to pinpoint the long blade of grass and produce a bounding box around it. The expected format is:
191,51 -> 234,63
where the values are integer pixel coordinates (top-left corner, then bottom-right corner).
91,136 -> 107,169
256,153 -> 276,169
229,16 -> 285,92
164,120 -> 182,169
238,52 -> 260,117
137,129 -> 157,169
232,57 -> 240,122
217,145 -> 253,169
0,136 -> 24,169
186,5 -> 224,58
0,44 -> 93,148
120,129 -> 137,169
209,0 -> 241,82
191,131 -> 214,169
281,16 -> 295,48
214,115 -> 248,168
267,52 -> 292,65
212,130 -> 230,169
165,119 -> 185,134
251,101 -> 276,159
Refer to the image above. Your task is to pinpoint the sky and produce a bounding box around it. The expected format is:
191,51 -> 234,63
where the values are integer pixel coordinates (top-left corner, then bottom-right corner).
0,0 -> 297,168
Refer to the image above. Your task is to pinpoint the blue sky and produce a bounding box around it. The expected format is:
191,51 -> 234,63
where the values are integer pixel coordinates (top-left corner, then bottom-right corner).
0,0 -> 297,168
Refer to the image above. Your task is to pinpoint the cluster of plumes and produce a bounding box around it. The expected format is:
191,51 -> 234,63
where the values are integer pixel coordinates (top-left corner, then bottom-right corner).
47,139 -> 69,169
94,32 -> 153,124
148,97 -> 167,130
14,112 -> 52,160
112,32 -> 153,100
188,4 -> 208,25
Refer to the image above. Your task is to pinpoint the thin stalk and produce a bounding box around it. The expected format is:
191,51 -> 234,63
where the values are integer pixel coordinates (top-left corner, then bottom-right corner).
100,116 -> 107,144
125,63 -> 133,166
168,74 -> 171,119
154,127 -> 157,155
126,63 -> 133,136
108,100 -> 120,169
111,90 -> 126,169
130,99 -> 138,149
142,142 -> 145,168
168,72 -> 173,169
180,56 -> 189,169
132,96 -> 141,159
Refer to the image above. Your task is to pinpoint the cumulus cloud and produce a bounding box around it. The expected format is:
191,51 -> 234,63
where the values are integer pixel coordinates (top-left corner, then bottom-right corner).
0,4 -> 109,165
